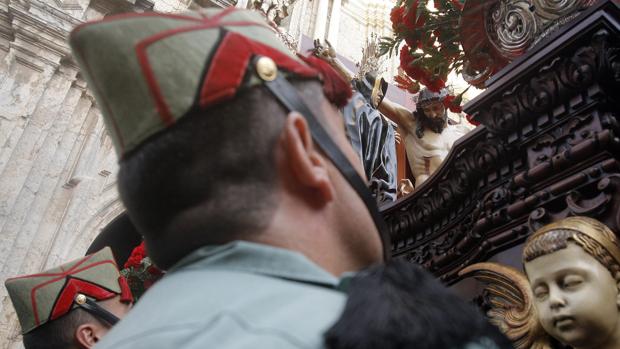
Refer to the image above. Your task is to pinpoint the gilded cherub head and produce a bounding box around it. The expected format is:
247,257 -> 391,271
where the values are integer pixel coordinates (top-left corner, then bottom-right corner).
522,217 -> 620,349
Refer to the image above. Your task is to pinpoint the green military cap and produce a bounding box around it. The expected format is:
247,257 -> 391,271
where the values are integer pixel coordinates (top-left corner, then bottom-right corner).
5,247 -> 133,334
69,8 -> 324,157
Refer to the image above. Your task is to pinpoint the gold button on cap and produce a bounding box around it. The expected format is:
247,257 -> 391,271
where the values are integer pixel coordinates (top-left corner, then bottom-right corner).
75,294 -> 87,305
256,56 -> 278,81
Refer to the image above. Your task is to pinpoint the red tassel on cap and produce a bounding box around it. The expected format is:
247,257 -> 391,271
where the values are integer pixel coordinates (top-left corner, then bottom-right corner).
299,54 -> 352,108
118,276 -> 134,303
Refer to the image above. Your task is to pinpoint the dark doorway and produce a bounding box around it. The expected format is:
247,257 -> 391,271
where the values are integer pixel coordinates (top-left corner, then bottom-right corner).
86,212 -> 142,267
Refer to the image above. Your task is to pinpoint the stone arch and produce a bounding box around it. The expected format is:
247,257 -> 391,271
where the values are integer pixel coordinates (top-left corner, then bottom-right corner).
66,196 -> 125,259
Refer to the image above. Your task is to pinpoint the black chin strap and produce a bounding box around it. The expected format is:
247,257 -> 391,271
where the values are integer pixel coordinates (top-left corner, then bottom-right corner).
77,297 -> 120,326
260,63 -> 391,261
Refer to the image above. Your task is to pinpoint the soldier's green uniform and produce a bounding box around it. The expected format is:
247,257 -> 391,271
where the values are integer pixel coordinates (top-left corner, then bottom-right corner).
67,6 -> 396,349
67,8 -> 371,348
96,242 -> 345,348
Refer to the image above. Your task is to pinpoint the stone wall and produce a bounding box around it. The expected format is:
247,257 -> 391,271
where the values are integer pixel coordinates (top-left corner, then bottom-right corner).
0,1 -> 198,347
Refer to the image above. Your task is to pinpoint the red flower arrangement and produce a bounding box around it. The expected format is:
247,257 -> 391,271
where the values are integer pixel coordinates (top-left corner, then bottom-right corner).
390,6 -> 406,32
442,95 -> 461,113
403,1 -> 426,31
442,88 -> 479,125
425,77 -> 446,93
394,74 -> 421,94
381,0 -> 467,97
121,241 -> 164,300
124,242 -> 146,269
466,114 -> 480,126
438,89 -> 480,126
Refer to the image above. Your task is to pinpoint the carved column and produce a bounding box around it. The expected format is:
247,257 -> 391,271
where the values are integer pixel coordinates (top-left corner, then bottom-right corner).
327,0 -> 340,47
313,0 -> 329,40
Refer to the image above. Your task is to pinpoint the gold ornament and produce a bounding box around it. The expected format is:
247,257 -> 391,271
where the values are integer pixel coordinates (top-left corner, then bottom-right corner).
75,294 -> 87,305
256,56 -> 278,81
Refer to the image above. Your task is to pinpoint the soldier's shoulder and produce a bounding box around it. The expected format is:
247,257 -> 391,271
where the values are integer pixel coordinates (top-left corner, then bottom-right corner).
95,312 -> 321,349
96,268 -> 345,349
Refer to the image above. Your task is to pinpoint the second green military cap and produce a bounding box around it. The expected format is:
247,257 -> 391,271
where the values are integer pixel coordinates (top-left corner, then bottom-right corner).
5,247 -> 133,334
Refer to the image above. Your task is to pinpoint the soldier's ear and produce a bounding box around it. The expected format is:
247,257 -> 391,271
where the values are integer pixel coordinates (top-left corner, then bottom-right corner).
74,322 -> 103,349
282,112 -> 334,203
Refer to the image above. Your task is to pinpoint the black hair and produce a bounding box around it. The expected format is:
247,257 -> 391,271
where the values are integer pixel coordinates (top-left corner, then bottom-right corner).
414,105 -> 448,138
22,309 -> 94,349
325,259 -> 514,349
117,81 -> 326,269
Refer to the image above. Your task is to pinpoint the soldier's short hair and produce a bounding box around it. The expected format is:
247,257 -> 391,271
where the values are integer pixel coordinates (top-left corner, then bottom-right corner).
22,309 -> 95,349
118,81 -> 326,269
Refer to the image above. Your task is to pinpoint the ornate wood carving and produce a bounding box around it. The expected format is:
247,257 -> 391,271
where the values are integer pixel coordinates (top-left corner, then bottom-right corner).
458,263 -> 551,349
382,0 -> 620,284
460,0 -> 597,86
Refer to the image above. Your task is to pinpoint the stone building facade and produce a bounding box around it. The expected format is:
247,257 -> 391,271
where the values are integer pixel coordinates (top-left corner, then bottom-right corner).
0,1 -> 194,346
285,0 -> 399,81
0,0 -> 397,347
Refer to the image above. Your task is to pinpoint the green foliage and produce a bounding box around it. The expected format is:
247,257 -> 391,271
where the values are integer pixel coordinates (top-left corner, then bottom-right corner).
384,0 -> 468,92
379,36 -> 401,57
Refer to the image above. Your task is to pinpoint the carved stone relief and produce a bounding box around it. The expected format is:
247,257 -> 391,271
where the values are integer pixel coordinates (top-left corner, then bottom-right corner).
0,1 -> 186,347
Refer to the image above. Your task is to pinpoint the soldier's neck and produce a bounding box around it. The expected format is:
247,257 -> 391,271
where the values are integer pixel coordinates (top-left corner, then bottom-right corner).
251,206 -> 368,277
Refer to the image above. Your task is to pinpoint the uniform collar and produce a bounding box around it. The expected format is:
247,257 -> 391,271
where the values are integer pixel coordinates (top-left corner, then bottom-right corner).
168,241 -> 340,289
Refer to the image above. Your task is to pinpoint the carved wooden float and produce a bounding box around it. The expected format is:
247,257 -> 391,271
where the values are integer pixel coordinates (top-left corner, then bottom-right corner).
382,0 -> 620,284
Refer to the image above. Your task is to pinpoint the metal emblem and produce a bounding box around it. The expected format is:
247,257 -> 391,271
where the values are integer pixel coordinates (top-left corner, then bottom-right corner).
256,56 -> 278,81
75,294 -> 87,305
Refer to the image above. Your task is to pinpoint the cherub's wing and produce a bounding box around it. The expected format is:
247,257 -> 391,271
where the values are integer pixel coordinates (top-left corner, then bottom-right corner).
459,262 -> 551,349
